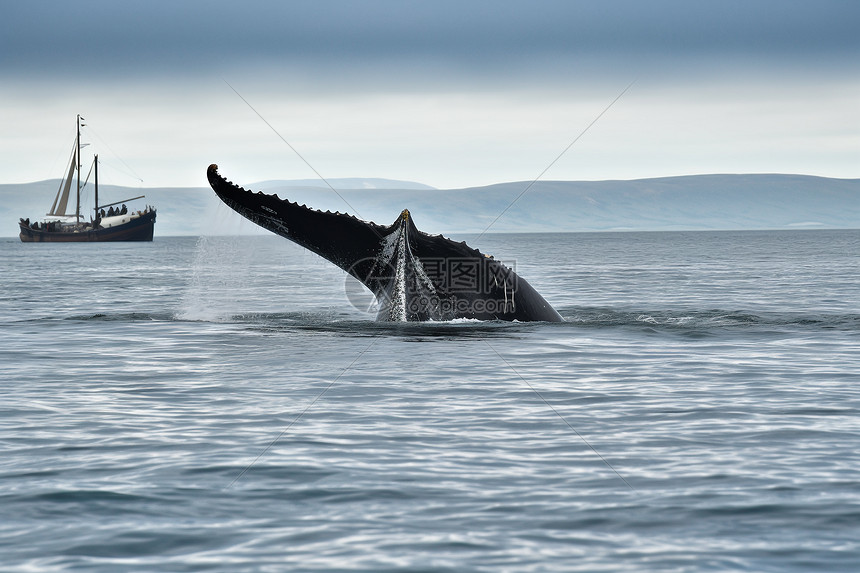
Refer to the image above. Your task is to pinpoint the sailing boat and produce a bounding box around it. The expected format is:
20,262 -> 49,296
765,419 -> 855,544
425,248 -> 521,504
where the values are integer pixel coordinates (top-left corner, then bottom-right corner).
18,115 -> 156,242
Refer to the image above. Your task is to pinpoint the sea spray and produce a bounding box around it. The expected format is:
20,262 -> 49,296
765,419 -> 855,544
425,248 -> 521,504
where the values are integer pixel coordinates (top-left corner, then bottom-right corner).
175,235 -> 257,322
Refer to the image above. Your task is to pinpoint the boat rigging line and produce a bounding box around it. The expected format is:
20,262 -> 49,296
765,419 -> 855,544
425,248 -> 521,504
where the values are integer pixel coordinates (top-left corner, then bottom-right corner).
85,124 -> 145,183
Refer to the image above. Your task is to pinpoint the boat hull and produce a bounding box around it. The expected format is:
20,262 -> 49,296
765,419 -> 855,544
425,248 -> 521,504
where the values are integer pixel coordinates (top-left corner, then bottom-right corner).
19,210 -> 156,243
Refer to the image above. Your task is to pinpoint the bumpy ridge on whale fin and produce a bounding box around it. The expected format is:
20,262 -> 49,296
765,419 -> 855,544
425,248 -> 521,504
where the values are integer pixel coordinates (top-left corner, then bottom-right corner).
207,164 -> 507,273
208,164 -> 390,278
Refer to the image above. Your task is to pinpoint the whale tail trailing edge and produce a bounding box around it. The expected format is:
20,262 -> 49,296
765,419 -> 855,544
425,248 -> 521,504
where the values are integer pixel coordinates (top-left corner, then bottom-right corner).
207,164 -> 563,322
207,164 -> 385,277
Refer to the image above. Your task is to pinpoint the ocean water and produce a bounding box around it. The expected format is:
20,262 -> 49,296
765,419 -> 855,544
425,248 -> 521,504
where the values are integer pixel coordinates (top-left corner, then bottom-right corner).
1,229 -> 858,572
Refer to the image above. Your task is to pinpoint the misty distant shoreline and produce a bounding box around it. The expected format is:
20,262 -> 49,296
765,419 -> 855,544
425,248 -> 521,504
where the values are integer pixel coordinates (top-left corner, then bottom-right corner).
3,173 -> 858,237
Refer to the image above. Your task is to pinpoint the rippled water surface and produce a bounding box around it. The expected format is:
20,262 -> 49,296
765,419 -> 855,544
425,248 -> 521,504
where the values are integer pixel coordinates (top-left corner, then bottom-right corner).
1,230 -> 859,572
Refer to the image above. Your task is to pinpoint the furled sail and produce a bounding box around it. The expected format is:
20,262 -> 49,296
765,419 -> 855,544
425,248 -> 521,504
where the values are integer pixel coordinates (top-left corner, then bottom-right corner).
49,145 -> 77,216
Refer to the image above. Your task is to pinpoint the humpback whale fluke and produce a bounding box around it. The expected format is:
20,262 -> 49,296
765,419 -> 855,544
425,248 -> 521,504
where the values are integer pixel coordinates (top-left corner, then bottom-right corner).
207,164 -> 563,322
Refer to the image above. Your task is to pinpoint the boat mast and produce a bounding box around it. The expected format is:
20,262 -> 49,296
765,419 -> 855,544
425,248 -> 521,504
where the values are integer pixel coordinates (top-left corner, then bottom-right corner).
75,114 -> 81,223
94,154 -> 99,223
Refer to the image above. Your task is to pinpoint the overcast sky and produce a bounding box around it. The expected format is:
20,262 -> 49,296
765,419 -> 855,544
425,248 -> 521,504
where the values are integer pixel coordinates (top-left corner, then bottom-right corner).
2,0 -> 858,189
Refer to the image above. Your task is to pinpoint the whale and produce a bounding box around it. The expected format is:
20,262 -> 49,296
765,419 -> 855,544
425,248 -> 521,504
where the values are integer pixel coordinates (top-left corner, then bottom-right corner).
207,164 -> 563,322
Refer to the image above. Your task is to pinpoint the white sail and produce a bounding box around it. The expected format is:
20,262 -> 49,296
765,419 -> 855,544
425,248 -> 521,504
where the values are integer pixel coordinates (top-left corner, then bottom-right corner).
49,145 -> 76,216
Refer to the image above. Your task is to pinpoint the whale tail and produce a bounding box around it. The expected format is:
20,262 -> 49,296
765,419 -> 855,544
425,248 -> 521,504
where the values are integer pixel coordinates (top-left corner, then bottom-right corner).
207,164 -> 563,322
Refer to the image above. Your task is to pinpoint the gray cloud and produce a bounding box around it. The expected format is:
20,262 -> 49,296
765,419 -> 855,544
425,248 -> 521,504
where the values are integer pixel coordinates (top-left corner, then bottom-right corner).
4,0 -> 858,188
3,0 -> 858,81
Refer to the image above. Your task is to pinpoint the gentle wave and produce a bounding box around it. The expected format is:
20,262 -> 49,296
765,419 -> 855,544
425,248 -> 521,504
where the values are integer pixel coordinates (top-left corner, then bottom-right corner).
44,307 -> 860,334
2,232 -> 859,572
560,307 -> 860,331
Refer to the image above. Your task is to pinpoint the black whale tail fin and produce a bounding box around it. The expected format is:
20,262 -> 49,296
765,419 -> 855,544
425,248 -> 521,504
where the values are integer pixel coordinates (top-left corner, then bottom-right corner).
207,164 -> 564,322
207,164 -> 389,277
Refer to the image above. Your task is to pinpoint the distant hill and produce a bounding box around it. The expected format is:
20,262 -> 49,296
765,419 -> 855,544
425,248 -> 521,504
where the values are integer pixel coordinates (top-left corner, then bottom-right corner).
251,177 -> 436,191
2,174 -> 858,237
